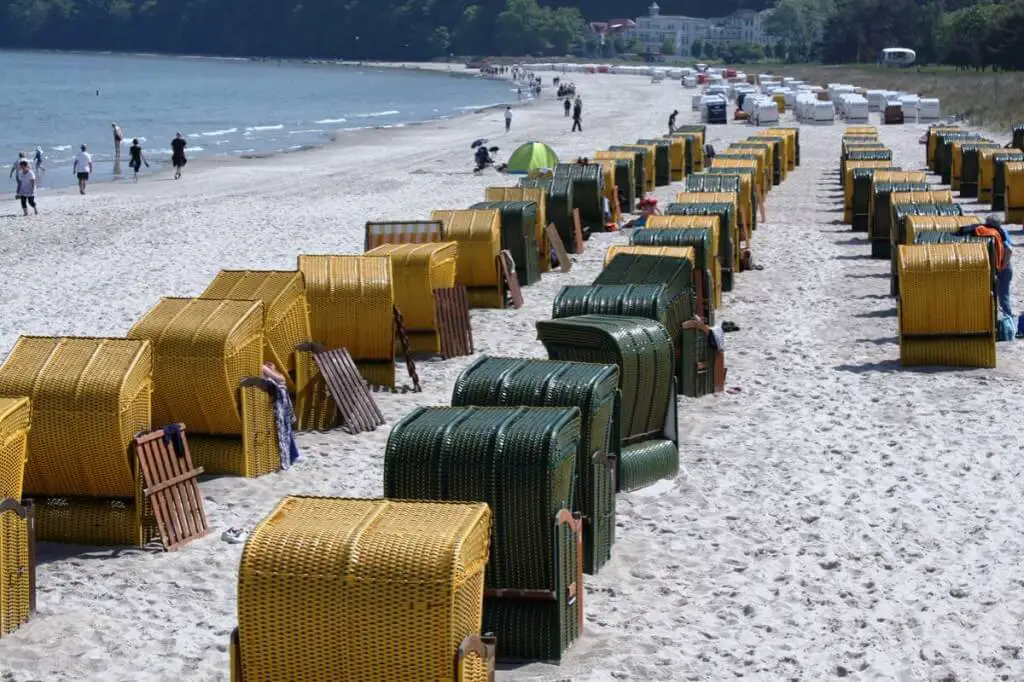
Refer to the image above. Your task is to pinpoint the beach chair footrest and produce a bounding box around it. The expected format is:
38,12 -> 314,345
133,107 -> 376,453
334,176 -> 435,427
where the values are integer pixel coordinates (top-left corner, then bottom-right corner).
618,439 -> 679,493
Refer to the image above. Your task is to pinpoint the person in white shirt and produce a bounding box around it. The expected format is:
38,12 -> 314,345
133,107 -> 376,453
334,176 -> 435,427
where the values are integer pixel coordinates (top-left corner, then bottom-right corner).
9,152 -> 26,180
505,106 -> 512,133
73,144 -> 92,195
15,160 -> 37,216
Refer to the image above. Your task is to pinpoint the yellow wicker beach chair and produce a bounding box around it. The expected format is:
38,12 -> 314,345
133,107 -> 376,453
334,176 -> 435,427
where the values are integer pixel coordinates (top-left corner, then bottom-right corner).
0,398 -> 30,501
485,186 -> 550,272
1005,161 -> 1024,224
662,137 -> 686,181
365,242 -> 459,354
430,209 -> 504,309
200,270 -> 311,392
0,337 -> 154,545
128,298 -> 280,478
298,254 -> 397,387
755,128 -> 797,171
0,397 -> 34,636
903,215 -> 983,245
230,497 -> 495,682
364,220 -> 445,251
715,150 -> 768,198
898,243 -> 995,368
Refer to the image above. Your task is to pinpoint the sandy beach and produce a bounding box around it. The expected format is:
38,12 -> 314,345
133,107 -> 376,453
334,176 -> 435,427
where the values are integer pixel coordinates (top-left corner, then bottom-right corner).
1,66 -> 1023,681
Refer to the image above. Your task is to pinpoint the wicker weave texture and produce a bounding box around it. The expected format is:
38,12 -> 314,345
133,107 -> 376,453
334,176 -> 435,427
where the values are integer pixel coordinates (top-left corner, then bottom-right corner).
619,439 -> 679,493
0,399 -> 30,501
900,337 -> 995,368
200,270 -> 311,389
0,337 -> 151,499
485,187 -> 550,272
630,225 -> 719,316
450,356 -> 618,575
927,127 -> 961,169
890,190 -> 953,207
716,150 -> 767,196
298,254 -> 395,380
0,503 -> 32,635
237,497 -> 491,682
662,137 -> 685,180
129,298 -> 263,435
604,245 -> 696,268
365,242 -> 458,333
898,243 -> 993,336
431,210 -> 502,289
1006,162 -> 1024,210
364,220 -> 444,251
903,215 -> 983,244
978,150 -> 1024,202
33,485 -> 156,546
610,145 -> 655,191
755,128 -> 797,170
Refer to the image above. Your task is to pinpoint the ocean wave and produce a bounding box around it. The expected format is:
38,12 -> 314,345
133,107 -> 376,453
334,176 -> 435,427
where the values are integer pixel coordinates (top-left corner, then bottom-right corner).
200,127 -> 238,137
315,117 -> 347,124
52,145 -> 71,151
288,129 -> 326,135
245,124 -> 284,132
350,110 -> 399,118
454,103 -> 502,111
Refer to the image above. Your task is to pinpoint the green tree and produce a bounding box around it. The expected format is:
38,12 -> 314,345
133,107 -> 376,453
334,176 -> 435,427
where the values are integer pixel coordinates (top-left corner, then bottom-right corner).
426,26 -> 451,57
703,41 -> 717,59
765,0 -> 834,62
690,39 -> 703,58
723,41 -> 765,63
661,37 -> 676,56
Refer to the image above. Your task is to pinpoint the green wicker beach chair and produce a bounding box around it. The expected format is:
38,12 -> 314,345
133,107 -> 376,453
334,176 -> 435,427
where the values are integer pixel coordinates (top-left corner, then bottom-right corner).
936,132 -> 982,183
452,357 -> 618,575
630,227 -> 715,324
850,167 -> 899,232
470,201 -> 540,286
666,202 -> 736,291
608,146 -> 648,197
536,315 -> 678,493
384,406 -> 583,663
732,140 -> 783,186
870,182 -> 931,259
702,168 -> 758,232
545,175 -> 577,254
554,164 -> 603,233
636,139 -> 671,187
992,153 -> 1024,210
957,143 -> 1001,198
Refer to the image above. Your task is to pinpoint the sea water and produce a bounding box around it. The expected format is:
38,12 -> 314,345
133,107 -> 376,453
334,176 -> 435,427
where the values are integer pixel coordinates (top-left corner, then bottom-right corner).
0,50 -> 515,189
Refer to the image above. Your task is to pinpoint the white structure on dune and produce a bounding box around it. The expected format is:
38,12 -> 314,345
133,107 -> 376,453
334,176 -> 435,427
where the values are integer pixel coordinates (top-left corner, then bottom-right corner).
625,2 -> 772,57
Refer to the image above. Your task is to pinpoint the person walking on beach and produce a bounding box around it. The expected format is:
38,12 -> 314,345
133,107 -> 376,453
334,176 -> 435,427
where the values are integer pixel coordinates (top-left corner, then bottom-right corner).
73,144 -> 92,194
668,109 -> 678,135
33,147 -> 44,172
128,138 -> 148,182
15,159 -> 37,216
571,98 -> 582,133
563,98 -> 571,117
505,106 -> 513,133
9,152 -> 26,180
171,132 -> 187,180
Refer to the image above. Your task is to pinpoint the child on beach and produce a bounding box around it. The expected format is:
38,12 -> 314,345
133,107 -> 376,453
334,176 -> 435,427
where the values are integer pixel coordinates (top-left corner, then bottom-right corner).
73,145 -> 92,195
15,160 -> 37,216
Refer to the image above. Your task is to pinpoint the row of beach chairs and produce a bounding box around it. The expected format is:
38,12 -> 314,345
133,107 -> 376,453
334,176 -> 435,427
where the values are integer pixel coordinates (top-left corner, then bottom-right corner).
838,126 -> 998,368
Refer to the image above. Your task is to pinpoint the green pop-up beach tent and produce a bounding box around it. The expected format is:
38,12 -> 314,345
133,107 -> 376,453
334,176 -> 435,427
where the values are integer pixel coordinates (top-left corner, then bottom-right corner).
507,142 -> 559,175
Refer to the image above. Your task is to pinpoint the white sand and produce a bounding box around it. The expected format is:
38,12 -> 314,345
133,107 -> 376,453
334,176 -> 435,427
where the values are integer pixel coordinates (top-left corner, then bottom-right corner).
1,67 -> 1023,681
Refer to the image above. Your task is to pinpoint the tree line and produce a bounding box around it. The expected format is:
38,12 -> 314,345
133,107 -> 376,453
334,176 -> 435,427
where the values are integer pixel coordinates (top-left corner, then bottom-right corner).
0,0 -> 768,60
768,0 -> 1024,70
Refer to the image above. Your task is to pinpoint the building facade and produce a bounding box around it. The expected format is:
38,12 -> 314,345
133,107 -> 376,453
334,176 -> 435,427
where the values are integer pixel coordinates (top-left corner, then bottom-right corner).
625,2 -> 772,56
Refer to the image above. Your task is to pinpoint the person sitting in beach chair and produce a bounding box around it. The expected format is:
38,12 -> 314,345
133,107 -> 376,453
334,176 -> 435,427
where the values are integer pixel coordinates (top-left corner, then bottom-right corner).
623,196 -> 660,229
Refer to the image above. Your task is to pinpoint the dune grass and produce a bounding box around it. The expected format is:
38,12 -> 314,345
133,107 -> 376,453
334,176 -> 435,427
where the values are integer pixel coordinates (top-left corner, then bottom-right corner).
775,64 -> 1024,131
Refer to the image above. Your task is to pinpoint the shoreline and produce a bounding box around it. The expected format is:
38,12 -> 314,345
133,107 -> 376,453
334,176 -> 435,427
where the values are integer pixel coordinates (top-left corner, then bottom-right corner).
25,57 -> 535,198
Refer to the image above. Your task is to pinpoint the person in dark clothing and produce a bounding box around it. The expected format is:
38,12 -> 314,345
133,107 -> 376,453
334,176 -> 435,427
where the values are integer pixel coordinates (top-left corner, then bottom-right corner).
572,107 -> 582,132
170,132 -> 187,179
668,109 -> 678,134
563,98 -> 571,117
474,144 -> 491,171
128,138 -> 148,182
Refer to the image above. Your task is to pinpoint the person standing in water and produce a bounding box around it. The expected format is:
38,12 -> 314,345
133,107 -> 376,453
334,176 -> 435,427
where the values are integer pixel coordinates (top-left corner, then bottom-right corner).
171,132 -> 187,179
112,122 -> 124,174
15,159 -> 37,216
73,144 -> 92,194
505,106 -> 513,133
9,152 -> 26,180
128,138 -> 148,181
33,147 -> 44,173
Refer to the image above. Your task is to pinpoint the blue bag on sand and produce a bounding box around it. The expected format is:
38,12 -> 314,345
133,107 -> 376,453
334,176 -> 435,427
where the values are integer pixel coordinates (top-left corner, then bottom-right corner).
997,314 -> 1016,342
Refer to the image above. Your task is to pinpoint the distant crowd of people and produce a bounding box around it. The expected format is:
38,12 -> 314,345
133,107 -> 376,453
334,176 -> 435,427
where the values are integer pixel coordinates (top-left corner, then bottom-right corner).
9,123 -> 190,215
